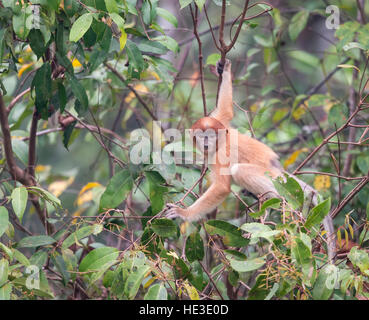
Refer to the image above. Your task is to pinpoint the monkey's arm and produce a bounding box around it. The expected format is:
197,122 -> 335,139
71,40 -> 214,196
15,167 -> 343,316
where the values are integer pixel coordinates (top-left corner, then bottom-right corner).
210,60 -> 233,127
166,175 -> 231,221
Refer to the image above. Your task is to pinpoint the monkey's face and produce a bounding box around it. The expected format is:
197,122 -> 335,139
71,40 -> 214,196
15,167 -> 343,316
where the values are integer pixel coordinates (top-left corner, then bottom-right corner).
190,117 -> 228,156
192,129 -> 218,155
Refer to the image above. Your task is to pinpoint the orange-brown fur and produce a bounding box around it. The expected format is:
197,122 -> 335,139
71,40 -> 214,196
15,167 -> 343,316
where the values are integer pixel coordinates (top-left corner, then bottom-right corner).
166,59 -> 283,220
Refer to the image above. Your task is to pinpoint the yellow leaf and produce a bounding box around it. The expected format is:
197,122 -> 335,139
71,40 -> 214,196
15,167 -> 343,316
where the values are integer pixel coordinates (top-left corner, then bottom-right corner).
323,100 -> 334,113
48,177 -> 75,197
79,182 -> 102,196
143,277 -> 155,289
76,190 -> 93,206
35,165 -> 50,173
283,148 -> 308,169
119,28 -> 127,51
344,229 -> 349,246
348,224 -> 354,239
59,0 -> 64,9
167,251 -> 179,260
338,64 -> 360,73
183,281 -> 199,300
337,230 -> 342,248
71,58 -> 82,68
292,105 -> 306,120
17,62 -> 34,78
149,70 -> 160,81
124,84 -> 148,103
313,175 -> 331,191
249,103 -> 258,113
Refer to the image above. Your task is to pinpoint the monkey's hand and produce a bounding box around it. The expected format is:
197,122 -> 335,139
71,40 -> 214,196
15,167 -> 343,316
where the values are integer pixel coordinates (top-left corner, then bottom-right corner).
165,203 -> 188,220
216,59 -> 231,76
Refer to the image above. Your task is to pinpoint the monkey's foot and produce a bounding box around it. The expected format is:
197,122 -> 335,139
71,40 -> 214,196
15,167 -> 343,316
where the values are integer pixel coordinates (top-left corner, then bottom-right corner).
165,203 -> 186,220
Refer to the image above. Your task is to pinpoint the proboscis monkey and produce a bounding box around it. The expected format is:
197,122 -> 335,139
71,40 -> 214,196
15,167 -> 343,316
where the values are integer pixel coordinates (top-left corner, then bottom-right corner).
165,59 -> 335,261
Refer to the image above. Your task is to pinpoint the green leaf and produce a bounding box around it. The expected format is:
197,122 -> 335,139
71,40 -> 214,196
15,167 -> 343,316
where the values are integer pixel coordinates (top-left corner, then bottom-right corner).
30,250 -> 48,268
179,0 -> 193,9
144,283 -> 168,300
0,243 -> 13,260
99,170 -> 133,211
0,283 -> 12,300
11,187 -> 28,223
156,7 -> 177,27
124,265 -> 150,299
0,258 -> 9,287
31,62 -> 52,119
104,0 -> 118,13
357,155 -> 369,175
62,120 -> 77,150
109,12 -> 125,29
312,265 -> 334,300
288,10 -> 309,41
273,174 -> 304,209
18,235 -> 56,248
241,222 -> 281,243
62,225 -> 96,249
151,219 -> 177,238
288,50 -> 320,69
195,0 -> 205,11
138,39 -> 168,55
142,0 -> 156,25
69,13 -> 93,42
11,139 -> 28,165
28,186 -> 61,208
205,220 -> 249,247
292,238 -> 312,267
185,232 -> 204,263
57,82 -> 67,113
206,53 -> 221,66
145,171 -> 167,214
125,39 -> 144,74
224,249 -> 247,261
249,198 -> 281,218
12,249 -> 30,267
51,252 -> 70,286
66,73 -> 89,113
28,29 -> 46,59
348,246 -> 369,274
229,256 -> 266,273
0,29 -> 6,65
0,207 -> 9,238
79,247 -> 119,273
265,283 -> 279,300
305,198 -> 331,229
12,8 -> 31,40
153,35 -> 179,53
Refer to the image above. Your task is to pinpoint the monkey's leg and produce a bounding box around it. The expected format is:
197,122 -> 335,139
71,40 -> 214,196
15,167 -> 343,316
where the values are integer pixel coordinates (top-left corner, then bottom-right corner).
231,163 -> 279,199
